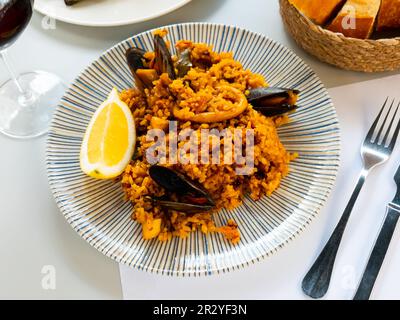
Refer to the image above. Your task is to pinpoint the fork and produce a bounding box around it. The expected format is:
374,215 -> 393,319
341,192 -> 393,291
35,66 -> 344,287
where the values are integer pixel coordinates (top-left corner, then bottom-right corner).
302,98 -> 400,299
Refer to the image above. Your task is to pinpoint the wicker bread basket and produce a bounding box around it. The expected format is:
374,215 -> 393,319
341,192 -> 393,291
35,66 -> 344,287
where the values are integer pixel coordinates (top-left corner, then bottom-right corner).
279,0 -> 400,72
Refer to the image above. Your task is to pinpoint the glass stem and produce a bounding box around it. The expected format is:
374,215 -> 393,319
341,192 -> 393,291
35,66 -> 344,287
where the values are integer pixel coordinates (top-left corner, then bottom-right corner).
1,50 -> 33,103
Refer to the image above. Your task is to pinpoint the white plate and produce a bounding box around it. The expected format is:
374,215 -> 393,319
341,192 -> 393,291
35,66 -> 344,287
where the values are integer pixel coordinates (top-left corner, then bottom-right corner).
46,23 -> 340,276
34,0 -> 191,27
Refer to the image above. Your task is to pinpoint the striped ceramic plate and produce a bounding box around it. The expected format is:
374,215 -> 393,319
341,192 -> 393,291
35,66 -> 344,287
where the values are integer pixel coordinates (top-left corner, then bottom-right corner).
46,23 -> 340,276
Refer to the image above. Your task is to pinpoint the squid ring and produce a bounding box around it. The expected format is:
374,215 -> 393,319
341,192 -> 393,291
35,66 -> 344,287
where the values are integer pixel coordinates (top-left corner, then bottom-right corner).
173,86 -> 248,123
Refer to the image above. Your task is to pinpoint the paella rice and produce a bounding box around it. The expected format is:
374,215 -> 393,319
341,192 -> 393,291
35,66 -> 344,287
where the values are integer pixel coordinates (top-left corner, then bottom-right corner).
119,30 -> 298,244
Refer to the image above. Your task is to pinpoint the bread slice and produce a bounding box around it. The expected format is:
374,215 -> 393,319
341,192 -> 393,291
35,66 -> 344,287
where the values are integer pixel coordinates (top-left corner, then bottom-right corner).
377,0 -> 400,31
289,0 -> 346,25
327,0 -> 381,39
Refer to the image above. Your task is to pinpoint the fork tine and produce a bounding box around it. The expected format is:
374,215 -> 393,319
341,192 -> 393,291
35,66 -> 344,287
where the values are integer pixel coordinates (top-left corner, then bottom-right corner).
382,101 -> 398,146
387,102 -> 400,152
375,98 -> 394,143
366,97 -> 388,141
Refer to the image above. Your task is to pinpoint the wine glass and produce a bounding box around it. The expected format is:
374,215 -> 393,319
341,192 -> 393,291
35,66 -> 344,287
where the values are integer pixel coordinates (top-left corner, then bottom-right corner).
0,0 -> 65,139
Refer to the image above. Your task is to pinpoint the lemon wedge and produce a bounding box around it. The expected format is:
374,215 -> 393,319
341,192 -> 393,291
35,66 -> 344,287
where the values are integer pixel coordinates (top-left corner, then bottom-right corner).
80,88 -> 135,179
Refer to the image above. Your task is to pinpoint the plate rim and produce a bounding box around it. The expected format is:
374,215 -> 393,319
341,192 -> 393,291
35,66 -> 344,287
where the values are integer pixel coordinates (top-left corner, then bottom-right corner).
46,22 -> 341,276
34,0 -> 192,27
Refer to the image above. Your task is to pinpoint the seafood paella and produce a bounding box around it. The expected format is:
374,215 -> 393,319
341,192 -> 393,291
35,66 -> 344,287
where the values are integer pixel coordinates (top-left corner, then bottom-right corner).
80,30 -> 299,245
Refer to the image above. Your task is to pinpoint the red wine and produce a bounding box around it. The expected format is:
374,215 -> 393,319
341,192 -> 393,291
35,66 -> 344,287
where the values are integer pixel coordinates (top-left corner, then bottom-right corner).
0,0 -> 33,51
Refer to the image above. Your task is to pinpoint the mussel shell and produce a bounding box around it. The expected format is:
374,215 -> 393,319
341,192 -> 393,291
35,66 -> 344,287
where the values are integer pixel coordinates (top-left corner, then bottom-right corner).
126,47 -> 147,72
247,87 -> 299,102
248,87 -> 300,117
126,47 -> 147,91
177,48 -> 192,78
154,35 -> 176,80
149,165 -> 215,206
151,199 -> 214,214
252,104 -> 297,117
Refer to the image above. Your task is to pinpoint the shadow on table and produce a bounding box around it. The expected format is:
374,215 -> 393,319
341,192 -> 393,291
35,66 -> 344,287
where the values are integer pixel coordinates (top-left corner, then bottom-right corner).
31,0 -> 227,50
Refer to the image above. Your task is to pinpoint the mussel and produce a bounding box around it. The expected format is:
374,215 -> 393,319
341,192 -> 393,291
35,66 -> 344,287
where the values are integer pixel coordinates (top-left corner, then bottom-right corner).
153,35 -> 176,80
126,35 -> 177,89
176,48 -> 193,78
148,165 -> 215,214
126,47 -> 158,89
150,199 -> 215,215
126,47 -> 147,71
247,87 -> 300,117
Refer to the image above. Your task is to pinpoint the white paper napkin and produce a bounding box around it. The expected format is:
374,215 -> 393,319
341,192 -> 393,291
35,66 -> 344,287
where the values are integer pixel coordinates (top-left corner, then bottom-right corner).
119,75 -> 400,300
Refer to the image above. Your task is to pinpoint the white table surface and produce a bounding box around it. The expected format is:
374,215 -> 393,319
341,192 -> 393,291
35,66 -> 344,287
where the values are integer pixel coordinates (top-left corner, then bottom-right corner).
1,0 -> 399,300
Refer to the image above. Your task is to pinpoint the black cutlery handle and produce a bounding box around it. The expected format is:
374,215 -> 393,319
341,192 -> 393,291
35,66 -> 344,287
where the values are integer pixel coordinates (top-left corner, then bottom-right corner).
302,175 -> 366,299
353,206 -> 400,300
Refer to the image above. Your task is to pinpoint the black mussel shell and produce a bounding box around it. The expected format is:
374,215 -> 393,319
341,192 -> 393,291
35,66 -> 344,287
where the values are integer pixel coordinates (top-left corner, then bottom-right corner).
177,48 -> 192,78
125,47 -> 148,91
151,199 -> 214,214
251,104 -> 297,117
248,87 -> 300,116
247,87 -> 300,101
154,35 -> 176,80
149,165 -> 215,206
126,47 -> 147,72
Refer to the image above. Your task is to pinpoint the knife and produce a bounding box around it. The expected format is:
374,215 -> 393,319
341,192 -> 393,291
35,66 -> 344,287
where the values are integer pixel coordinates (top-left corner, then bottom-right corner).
353,164 -> 400,300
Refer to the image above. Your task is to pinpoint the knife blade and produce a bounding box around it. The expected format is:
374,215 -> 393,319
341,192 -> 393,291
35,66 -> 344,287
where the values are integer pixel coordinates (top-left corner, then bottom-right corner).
393,164 -> 400,204
354,164 -> 400,300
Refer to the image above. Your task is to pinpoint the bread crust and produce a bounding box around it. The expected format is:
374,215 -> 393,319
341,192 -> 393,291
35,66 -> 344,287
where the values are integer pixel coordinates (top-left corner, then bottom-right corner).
327,0 -> 381,39
289,0 -> 346,25
377,0 -> 400,31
